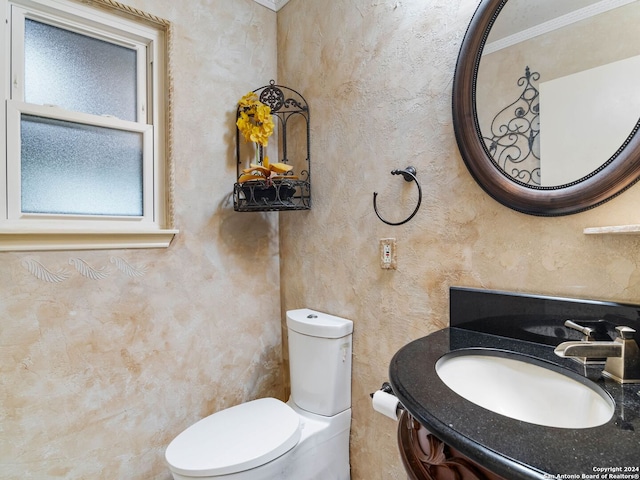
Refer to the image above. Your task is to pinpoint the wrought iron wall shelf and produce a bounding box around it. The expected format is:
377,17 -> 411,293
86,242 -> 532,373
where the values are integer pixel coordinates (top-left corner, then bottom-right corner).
233,81 -> 311,212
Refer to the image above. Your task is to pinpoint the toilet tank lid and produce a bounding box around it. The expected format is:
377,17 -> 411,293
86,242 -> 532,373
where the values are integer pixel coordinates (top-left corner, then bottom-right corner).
287,309 -> 353,338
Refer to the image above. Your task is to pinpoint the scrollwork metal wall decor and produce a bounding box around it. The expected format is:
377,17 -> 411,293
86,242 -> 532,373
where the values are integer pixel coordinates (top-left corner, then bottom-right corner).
234,80 -> 311,212
483,66 -> 541,186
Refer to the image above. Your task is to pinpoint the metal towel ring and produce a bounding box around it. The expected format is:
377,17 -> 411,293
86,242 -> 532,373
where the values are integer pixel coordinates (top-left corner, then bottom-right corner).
373,166 -> 422,226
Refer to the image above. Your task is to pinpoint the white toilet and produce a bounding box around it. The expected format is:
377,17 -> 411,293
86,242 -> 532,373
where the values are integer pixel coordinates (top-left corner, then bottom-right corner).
165,308 -> 353,480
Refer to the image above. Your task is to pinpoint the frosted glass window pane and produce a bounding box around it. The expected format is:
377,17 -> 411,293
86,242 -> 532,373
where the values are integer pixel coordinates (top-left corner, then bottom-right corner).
21,115 -> 143,216
24,19 -> 137,121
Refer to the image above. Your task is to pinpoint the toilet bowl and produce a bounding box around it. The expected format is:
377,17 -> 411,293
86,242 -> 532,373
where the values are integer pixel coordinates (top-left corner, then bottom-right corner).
165,309 -> 353,480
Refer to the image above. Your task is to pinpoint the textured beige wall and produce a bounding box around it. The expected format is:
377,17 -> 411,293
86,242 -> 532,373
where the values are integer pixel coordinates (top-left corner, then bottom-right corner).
6,1 -> 640,479
0,1 -> 282,479
278,0 -> 640,478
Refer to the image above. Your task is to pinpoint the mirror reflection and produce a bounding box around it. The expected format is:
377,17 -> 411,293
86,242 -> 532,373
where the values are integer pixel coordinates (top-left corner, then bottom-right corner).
476,0 -> 640,187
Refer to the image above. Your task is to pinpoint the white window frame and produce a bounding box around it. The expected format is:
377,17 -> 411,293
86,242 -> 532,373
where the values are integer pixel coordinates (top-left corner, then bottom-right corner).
0,0 -> 177,251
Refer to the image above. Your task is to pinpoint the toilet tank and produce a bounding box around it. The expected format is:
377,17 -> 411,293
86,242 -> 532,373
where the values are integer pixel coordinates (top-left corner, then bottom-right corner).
286,309 -> 353,417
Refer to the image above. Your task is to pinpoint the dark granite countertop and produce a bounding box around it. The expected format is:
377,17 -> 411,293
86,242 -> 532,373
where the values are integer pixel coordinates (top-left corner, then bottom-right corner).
390,327 -> 640,479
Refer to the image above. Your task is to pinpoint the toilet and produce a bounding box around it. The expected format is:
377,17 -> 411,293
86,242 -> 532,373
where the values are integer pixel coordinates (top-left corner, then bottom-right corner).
165,308 -> 353,480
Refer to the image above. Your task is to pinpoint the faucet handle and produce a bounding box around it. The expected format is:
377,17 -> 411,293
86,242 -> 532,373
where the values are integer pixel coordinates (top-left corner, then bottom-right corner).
615,326 -> 636,340
564,320 -> 596,340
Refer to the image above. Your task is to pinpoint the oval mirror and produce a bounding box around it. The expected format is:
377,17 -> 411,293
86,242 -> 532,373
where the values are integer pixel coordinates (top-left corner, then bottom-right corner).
453,0 -> 640,216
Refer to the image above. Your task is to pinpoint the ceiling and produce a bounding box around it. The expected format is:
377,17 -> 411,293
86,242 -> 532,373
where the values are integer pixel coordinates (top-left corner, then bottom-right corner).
488,0 -> 630,41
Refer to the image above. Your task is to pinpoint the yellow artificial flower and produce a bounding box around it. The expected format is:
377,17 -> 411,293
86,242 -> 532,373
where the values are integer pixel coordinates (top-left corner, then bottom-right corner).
236,92 -> 275,147
235,91 -> 296,185
238,156 -> 295,184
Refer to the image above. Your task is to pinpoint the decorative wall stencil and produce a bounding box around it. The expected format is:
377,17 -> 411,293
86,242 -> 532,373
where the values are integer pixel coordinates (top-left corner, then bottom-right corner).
69,258 -> 110,280
110,256 -> 147,277
21,258 -> 71,283
20,256 -> 148,282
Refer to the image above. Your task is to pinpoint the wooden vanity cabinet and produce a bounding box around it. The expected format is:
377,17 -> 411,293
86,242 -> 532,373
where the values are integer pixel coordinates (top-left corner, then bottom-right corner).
397,411 -> 507,480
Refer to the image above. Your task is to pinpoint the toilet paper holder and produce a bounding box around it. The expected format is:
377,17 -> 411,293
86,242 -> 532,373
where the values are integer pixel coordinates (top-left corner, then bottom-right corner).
370,382 -> 405,410
370,381 -> 395,398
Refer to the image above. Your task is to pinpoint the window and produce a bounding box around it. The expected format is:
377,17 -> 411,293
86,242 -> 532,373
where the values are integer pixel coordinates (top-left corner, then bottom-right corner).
0,0 -> 176,251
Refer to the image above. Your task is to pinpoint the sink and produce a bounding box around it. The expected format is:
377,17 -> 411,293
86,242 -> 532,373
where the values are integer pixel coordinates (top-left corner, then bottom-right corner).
435,350 -> 614,429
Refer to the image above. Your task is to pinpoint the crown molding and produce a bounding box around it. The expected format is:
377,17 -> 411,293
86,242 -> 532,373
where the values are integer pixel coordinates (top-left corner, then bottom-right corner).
252,0 -> 290,12
484,0 -> 635,55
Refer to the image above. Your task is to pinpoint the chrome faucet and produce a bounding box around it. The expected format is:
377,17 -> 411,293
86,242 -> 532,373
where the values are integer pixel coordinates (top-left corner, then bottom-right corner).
554,326 -> 640,384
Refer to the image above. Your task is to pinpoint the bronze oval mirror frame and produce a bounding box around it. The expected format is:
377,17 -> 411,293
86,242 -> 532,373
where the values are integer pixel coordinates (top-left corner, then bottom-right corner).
452,0 -> 640,216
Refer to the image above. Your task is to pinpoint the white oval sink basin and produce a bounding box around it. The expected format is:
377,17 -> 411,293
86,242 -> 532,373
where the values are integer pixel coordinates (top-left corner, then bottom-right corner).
435,350 -> 614,429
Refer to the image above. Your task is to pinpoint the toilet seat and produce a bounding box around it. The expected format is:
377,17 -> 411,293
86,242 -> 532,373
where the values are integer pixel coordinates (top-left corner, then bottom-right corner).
165,398 -> 301,477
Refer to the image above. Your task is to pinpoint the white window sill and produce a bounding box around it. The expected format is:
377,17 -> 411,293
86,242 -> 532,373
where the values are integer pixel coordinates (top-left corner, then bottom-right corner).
0,229 -> 178,251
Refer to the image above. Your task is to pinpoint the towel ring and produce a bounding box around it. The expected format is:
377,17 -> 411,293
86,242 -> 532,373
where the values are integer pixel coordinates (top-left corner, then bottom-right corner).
373,166 -> 422,226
